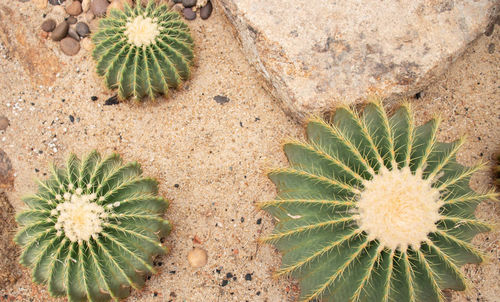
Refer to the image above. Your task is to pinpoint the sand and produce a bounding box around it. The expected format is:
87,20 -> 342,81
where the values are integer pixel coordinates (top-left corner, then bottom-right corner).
0,1 -> 498,301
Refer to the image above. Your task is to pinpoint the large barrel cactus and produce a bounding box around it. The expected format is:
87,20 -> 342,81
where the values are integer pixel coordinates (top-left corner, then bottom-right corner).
14,151 -> 171,301
260,100 -> 495,302
92,1 -> 194,101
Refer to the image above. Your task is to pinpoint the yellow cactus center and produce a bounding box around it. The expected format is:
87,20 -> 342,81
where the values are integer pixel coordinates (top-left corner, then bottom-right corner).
53,189 -> 107,242
124,15 -> 161,47
355,166 -> 443,251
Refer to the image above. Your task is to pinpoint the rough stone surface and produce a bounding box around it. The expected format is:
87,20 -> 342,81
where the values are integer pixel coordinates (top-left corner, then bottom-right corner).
0,193 -> 21,288
219,0 -> 499,121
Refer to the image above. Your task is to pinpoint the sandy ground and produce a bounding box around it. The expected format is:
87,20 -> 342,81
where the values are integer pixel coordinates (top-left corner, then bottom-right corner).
0,1 -> 498,301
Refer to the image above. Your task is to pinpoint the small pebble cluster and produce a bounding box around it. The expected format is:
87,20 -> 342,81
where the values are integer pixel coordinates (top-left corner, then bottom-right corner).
173,0 -> 213,21
36,0 -> 213,57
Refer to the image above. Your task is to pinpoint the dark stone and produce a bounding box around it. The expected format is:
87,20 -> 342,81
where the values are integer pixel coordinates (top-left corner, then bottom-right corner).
221,279 -> 228,287
256,218 -> 262,225
104,95 -> 119,105
51,21 -> 69,41
69,115 -> 75,123
48,0 -> 66,5
91,95 -> 98,101
68,27 -> 80,41
244,273 -> 252,281
182,0 -> 196,8
41,18 -> 56,32
488,43 -> 495,54
182,7 -> 196,20
214,95 -> 230,104
200,0 -> 212,20
75,22 -> 90,37
173,0 -> 182,3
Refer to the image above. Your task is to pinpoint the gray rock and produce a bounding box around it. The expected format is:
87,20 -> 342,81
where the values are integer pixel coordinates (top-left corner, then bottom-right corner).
48,0 -> 65,5
0,116 -> 9,131
182,7 -> 196,20
91,0 -> 109,17
200,0 -> 212,20
75,22 -> 90,37
66,0 -> 82,16
51,21 -> 69,41
219,0 -> 500,121
60,37 -> 80,56
182,0 -> 196,8
41,18 -> 56,32
68,27 -> 80,40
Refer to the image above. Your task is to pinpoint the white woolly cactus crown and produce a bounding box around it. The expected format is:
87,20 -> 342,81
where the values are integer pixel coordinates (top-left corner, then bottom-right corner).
260,100 -> 495,302
14,151 -> 171,302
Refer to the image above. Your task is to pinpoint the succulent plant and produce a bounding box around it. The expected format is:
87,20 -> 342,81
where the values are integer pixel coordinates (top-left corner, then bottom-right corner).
260,100 -> 495,302
14,151 -> 171,301
92,1 -> 194,101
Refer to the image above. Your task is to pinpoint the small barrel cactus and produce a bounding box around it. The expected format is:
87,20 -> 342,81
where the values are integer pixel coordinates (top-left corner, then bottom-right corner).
260,100 -> 495,302
14,151 -> 171,301
92,1 -> 194,101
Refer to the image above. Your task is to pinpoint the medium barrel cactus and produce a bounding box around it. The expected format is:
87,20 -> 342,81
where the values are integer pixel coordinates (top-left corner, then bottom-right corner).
260,100 -> 495,302
92,1 -> 194,101
14,151 -> 171,301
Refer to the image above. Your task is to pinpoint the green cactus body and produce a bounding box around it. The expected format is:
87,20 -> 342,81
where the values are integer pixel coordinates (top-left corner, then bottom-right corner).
92,1 -> 194,101
15,151 -> 171,302
260,100 -> 495,302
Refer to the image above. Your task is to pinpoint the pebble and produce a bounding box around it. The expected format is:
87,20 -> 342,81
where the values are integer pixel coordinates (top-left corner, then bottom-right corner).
84,11 -> 95,22
187,248 -> 208,268
51,21 -> 69,41
82,0 -> 90,12
182,0 -> 196,8
106,0 -> 124,14
66,16 -> 77,24
48,0 -> 65,5
75,22 -> 90,37
66,1 -> 82,16
91,0 -> 109,17
200,0 -> 212,20
182,7 -> 196,20
173,0 -> 182,3
172,3 -> 183,13
214,95 -> 230,104
60,37 -> 80,56
104,95 -> 119,105
81,37 -> 93,51
244,273 -> 253,281
0,116 -> 9,131
41,18 -> 56,32
68,27 -> 80,40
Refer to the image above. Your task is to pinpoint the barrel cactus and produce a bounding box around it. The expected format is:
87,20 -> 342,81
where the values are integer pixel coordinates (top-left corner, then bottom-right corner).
260,100 -> 495,302
14,151 -> 171,301
92,1 -> 194,101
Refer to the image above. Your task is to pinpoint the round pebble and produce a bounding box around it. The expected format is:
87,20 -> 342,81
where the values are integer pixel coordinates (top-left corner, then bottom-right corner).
51,21 -> 69,41
82,0 -> 91,12
66,16 -> 77,24
182,7 -> 196,20
60,37 -> 80,56
68,27 -> 80,40
81,37 -> 93,51
172,3 -> 183,13
187,248 -> 207,268
0,116 -> 9,131
66,1 -> 82,16
41,18 -> 56,32
91,0 -> 109,17
200,0 -> 212,20
75,22 -> 90,37
182,0 -> 196,8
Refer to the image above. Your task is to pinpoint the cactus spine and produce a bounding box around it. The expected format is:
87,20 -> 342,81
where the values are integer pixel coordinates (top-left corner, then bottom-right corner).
15,151 -> 171,301
92,1 -> 194,101
260,100 -> 495,302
